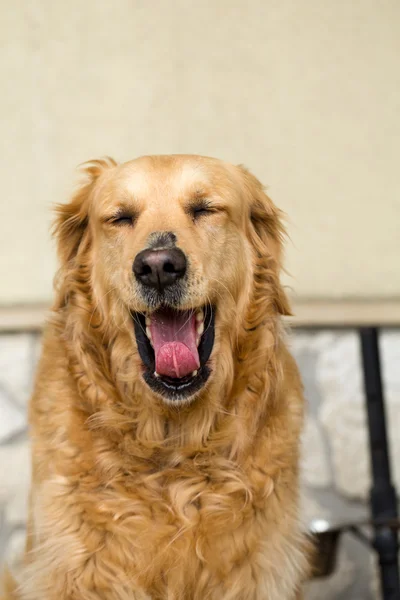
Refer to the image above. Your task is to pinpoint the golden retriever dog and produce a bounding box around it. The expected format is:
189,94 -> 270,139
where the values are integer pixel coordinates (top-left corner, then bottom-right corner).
2,155 -> 309,599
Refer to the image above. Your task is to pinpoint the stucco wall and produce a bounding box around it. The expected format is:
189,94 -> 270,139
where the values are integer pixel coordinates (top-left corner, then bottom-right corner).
1,1 -> 400,304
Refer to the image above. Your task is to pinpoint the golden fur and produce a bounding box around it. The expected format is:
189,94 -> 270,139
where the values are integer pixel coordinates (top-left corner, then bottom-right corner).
2,155 -> 310,599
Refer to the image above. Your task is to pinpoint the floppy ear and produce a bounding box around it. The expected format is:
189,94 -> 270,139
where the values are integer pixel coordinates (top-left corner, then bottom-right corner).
238,165 -> 292,316
53,157 -> 117,264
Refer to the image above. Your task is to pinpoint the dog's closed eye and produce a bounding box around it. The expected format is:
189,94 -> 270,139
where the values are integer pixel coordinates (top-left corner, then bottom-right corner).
113,214 -> 135,226
105,210 -> 137,227
189,201 -> 216,221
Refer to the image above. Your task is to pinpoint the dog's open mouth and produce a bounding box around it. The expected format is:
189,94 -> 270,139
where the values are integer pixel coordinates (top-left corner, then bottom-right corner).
132,306 -> 215,402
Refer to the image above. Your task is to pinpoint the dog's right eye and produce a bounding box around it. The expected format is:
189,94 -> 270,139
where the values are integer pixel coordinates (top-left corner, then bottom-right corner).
108,213 -> 136,227
113,216 -> 133,226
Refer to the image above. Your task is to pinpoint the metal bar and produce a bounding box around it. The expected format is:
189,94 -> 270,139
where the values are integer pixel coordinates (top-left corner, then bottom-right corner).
359,327 -> 400,600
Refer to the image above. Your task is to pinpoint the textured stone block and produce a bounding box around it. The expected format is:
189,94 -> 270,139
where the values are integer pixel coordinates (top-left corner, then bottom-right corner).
0,439 -> 30,525
0,334 -> 34,409
0,392 -> 26,444
301,416 -> 332,488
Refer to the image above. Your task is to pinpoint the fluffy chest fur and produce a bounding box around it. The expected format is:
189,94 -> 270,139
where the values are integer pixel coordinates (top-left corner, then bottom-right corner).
22,331 -> 306,600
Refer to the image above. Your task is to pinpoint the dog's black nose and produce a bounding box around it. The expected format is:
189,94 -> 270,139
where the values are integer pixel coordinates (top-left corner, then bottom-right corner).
133,248 -> 187,291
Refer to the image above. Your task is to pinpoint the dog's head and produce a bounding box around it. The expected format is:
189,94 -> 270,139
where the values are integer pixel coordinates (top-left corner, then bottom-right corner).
54,155 -> 290,406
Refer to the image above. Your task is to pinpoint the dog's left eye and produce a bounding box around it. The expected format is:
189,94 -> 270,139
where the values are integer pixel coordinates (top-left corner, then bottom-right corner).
191,204 -> 214,220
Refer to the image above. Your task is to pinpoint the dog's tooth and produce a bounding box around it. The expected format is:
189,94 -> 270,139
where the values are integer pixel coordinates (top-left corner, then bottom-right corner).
195,309 -> 204,322
192,370 -> 198,377
154,371 -> 160,378
145,316 -> 151,327
197,322 -> 204,336
146,327 -> 154,347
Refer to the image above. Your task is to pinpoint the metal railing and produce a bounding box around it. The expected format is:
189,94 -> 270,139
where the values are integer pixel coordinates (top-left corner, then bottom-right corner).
309,327 -> 400,600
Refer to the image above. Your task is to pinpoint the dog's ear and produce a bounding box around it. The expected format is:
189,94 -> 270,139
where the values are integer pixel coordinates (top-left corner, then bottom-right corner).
238,165 -> 292,316
53,158 -> 117,264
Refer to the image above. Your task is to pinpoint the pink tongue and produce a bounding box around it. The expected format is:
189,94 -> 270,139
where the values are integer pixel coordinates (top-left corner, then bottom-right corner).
150,310 -> 200,378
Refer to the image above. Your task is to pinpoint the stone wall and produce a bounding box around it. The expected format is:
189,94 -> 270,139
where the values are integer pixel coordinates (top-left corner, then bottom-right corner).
1,329 -> 399,598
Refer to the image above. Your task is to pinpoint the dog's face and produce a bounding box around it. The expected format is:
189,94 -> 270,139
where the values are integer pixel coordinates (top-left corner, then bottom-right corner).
55,155 -> 288,405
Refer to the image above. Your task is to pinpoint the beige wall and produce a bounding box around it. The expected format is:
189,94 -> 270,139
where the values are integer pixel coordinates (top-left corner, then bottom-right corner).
1,0 -> 399,305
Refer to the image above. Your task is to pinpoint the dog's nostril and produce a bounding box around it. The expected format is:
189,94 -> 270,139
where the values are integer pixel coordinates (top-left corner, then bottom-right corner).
163,262 -> 175,273
141,264 -> 152,276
